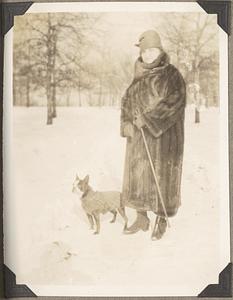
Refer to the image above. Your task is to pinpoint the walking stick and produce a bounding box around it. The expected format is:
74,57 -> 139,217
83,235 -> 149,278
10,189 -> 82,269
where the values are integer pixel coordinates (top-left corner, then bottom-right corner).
140,127 -> 171,228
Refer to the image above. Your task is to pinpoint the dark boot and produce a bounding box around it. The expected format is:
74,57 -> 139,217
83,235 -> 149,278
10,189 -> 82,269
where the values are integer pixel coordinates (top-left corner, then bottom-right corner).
151,216 -> 167,240
124,211 -> 150,234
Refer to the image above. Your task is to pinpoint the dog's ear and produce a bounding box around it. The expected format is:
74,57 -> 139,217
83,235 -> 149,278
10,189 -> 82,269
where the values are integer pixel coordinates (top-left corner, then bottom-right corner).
76,174 -> 80,181
84,175 -> 89,184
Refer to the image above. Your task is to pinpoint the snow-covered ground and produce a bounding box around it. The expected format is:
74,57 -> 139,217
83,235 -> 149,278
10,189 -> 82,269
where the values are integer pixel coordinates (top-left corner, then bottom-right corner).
5,106 -> 229,296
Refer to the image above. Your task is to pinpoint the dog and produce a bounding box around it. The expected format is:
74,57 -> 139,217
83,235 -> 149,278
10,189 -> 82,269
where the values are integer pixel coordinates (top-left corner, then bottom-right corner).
72,174 -> 128,234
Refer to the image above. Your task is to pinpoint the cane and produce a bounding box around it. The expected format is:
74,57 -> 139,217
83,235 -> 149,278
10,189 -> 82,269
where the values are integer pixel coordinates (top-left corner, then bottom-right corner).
140,127 -> 171,228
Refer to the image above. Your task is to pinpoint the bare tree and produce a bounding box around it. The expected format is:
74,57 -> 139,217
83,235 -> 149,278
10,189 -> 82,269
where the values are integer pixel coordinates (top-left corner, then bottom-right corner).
158,13 -> 219,122
14,13 -> 100,123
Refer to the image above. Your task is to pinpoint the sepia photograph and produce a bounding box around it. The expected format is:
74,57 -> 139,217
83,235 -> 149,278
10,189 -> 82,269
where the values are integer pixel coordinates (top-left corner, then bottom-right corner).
3,1 -> 230,297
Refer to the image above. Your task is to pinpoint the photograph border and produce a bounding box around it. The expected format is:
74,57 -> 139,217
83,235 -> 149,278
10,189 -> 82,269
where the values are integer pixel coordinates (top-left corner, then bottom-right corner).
0,0 -> 232,298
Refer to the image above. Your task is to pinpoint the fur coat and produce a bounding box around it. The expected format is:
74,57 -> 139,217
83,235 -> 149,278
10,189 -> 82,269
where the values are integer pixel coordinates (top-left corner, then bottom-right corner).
120,52 -> 186,217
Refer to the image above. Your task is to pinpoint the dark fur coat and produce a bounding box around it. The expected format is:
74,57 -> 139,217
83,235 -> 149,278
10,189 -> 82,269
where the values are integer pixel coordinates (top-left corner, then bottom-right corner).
120,53 -> 186,217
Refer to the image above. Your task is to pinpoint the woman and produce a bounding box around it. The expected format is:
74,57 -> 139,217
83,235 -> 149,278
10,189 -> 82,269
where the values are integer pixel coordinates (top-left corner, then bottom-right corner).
120,30 -> 186,240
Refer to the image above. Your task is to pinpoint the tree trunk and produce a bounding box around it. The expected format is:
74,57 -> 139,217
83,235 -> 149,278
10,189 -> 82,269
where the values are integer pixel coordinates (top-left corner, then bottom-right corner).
52,84 -> 57,118
78,82 -> 82,106
88,88 -> 92,106
26,44 -> 31,107
193,66 -> 200,124
47,95 -> 53,125
26,74 -> 30,107
195,108 -> 200,123
46,14 -> 53,125
78,70 -> 82,106
46,82 -> 53,125
213,92 -> 217,106
51,28 -> 57,118
98,78 -> 102,106
47,110 -> 53,124
66,89 -> 71,106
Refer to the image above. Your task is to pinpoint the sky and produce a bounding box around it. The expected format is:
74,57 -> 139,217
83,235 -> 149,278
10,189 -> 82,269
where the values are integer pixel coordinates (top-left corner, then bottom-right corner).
85,12 -> 217,62
96,12 -> 165,60
14,11 -> 217,62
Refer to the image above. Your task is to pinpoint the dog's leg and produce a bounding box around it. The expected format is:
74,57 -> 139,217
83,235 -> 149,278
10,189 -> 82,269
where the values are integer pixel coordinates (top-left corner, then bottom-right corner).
110,210 -> 117,223
118,207 -> 128,231
87,214 -> 94,230
93,214 -> 100,234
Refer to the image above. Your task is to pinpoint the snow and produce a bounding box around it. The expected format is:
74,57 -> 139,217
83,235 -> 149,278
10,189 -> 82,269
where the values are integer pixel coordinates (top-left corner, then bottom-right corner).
6,106 -> 228,296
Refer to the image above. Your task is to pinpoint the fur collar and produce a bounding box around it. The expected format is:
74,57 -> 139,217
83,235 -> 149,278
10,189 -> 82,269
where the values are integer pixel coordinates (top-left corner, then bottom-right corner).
133,51 -> 170,81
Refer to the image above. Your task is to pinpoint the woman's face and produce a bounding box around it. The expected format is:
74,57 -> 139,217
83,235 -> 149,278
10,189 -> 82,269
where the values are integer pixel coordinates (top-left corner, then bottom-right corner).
141,48 -> 161,64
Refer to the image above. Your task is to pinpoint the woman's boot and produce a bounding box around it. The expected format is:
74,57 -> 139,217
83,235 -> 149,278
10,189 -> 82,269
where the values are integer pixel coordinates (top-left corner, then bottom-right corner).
151,216 -> 167,240
124,211 -> 150,234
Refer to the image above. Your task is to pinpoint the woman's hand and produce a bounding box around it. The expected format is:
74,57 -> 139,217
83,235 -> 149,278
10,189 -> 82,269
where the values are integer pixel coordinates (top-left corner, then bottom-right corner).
123,122 -> 134,138
133,108 -> 146,129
